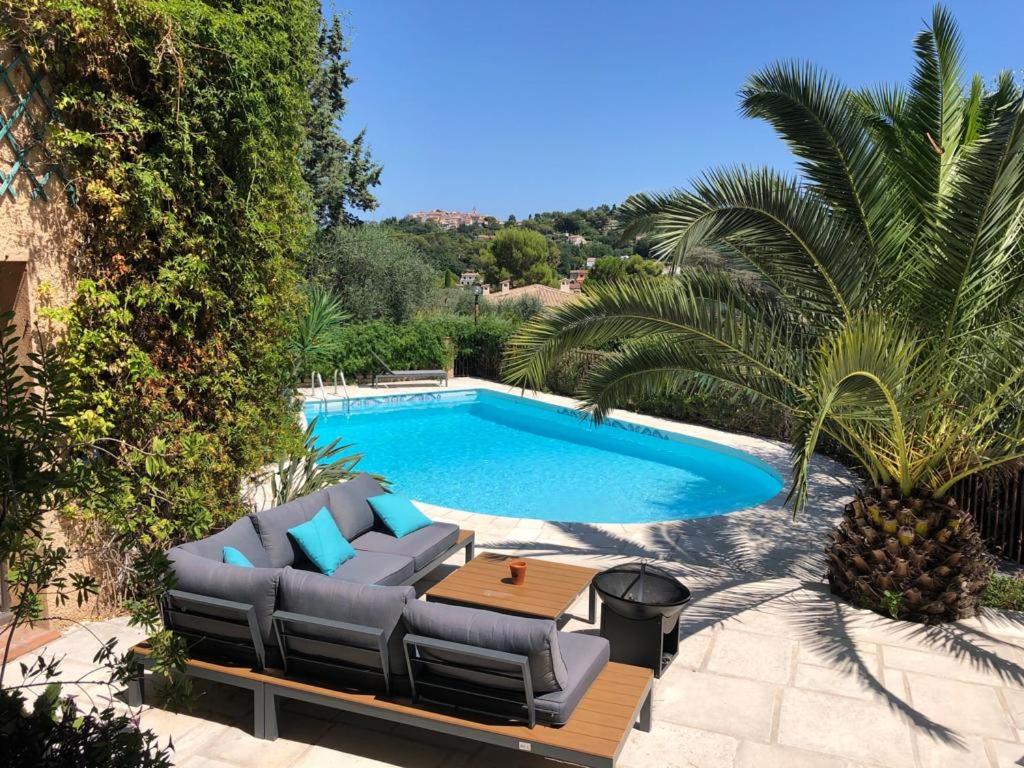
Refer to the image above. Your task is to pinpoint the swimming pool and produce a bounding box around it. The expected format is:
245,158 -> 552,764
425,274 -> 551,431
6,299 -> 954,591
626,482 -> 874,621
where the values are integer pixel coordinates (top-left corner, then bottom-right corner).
307,389 -> 783,524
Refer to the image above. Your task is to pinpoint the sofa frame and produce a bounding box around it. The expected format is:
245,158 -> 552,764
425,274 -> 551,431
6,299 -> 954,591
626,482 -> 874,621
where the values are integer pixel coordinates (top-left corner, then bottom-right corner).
129,641 -> 653,768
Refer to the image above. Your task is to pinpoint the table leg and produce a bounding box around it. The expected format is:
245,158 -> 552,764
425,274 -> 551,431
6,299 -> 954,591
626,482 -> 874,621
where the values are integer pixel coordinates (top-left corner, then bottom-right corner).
588,583 -> 597,624
127,669 -> 145,708
637,686 -> 653,732
253,683 -> 266,739
263,688 -> 279,741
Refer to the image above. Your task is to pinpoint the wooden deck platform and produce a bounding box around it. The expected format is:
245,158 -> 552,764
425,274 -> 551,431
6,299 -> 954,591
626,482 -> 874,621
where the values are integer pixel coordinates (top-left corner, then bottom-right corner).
130,643 -> 653,768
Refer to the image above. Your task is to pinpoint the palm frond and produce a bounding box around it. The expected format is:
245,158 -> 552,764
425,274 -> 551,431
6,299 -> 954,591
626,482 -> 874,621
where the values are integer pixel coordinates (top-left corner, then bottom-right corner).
503,275 -> 803,394
619,168 -> 872,317
929,95 -> 1024,339
789,315 -> 923,510
740,60 -> 894,260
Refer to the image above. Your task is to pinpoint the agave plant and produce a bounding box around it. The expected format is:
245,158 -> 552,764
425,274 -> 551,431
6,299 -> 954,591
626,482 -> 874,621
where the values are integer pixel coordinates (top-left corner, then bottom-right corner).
504,6 -> 1024,623
264,418 -> 370,506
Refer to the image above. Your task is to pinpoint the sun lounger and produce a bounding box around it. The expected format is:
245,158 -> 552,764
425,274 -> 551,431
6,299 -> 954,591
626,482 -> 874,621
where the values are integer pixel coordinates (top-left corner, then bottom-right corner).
371,352 -> 448,387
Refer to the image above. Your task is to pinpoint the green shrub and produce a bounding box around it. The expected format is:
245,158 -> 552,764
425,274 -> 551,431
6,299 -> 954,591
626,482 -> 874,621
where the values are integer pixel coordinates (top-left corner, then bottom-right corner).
312,225 -> 438,322
327,315 -> 520,380
329,320 -> 451,377
982,573 -> 1024,612
6,0 -> 320,606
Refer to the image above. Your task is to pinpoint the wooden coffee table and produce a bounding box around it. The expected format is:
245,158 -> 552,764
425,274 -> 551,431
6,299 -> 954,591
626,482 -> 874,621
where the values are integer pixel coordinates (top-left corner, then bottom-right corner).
424,553 -> 598,624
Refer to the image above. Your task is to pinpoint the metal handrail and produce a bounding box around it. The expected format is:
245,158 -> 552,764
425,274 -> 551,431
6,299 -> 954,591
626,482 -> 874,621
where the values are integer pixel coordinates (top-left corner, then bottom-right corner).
333,369 -> 351,416
311,371 -> 328,413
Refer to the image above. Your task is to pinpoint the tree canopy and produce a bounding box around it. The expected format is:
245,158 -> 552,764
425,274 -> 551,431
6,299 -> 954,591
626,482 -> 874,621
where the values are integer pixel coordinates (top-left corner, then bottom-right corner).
304,14 -> 382,229
313,225 -> 438,322
478,228 -> 559,287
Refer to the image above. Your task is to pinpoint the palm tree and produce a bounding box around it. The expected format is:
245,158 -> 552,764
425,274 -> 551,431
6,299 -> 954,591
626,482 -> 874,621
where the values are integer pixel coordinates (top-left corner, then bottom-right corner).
504,5 -> 1024,623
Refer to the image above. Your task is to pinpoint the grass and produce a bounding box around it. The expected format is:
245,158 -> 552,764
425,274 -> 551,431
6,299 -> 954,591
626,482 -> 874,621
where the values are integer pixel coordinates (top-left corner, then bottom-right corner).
982,573 -> 1024,612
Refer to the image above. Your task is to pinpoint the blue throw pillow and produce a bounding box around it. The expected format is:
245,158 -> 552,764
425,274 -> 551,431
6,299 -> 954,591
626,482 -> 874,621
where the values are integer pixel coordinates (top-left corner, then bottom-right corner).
287,507 -> 355,576
222,546 -> 254,568
368,493 -> 433,538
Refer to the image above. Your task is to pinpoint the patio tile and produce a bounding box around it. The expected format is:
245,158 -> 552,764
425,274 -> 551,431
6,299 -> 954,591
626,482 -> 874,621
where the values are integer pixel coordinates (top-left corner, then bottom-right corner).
1001,687 -> 1024,728
797,638 -> 879,668
618,722 -> 738,768
793,661 -> 886,701
914,733 -> 990,768
188,708 -> 329,767
904,673 -> 1015,740
988,738 -> 1024,768
705,629 -> 795,684
883,644 -> 1024,688
654,668 -> 777,741
735,741 -> 844,768
675,629 -> 714,670
292,717 -> 459,768
777,688 -> 915,767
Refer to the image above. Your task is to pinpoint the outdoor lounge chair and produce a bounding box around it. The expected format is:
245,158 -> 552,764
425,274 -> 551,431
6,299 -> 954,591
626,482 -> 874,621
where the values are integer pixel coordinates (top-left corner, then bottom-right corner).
371,351 -> 448,387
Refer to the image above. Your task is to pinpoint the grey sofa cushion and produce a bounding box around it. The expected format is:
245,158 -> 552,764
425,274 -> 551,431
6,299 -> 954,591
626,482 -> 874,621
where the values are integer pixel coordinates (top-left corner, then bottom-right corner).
278,567 -> 415,675
352,522 -> 458,571
166,548 -> 281,644
178,517 -> 271,568
402,600 -> 568,694
249,489 -> 330,568
328,551 -> 415,586
326,473 -> 386,540
534,632 -> 609,724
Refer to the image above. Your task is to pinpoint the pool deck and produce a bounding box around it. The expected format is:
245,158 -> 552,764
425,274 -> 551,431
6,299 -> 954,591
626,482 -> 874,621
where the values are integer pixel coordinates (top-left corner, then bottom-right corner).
13,378 -> 1024,767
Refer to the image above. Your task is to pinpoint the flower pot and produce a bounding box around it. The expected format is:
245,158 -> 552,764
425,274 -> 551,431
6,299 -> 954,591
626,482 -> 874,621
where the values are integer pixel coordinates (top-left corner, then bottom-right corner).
509,560 -> 527,585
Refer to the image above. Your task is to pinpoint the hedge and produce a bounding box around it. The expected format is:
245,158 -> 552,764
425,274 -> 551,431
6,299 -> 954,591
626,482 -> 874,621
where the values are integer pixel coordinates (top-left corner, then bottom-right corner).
328,315 -> 519,380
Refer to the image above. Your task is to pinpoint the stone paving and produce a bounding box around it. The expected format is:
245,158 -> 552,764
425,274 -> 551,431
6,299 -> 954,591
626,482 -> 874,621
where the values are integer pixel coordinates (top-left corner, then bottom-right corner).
9,378 -> 1024,767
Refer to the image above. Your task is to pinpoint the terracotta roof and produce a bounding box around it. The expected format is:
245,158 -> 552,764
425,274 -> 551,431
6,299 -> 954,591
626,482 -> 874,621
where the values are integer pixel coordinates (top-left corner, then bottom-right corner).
484,284 -> 580,307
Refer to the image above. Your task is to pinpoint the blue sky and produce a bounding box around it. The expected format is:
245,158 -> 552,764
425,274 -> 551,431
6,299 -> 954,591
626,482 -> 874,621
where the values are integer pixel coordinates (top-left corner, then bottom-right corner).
326,1 -> 1023,221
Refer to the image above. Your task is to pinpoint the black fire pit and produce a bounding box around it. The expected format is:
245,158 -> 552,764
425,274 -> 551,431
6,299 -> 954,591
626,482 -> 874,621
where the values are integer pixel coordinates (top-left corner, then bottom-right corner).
593,562 -> 690,677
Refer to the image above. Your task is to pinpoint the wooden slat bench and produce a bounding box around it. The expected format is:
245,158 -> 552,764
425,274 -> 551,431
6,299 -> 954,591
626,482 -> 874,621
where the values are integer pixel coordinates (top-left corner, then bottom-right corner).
129,645 -> 653,768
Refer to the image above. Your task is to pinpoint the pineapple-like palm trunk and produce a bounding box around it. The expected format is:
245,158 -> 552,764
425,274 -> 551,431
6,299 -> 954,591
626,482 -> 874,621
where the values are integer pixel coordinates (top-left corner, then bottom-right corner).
827,487 -> 994,623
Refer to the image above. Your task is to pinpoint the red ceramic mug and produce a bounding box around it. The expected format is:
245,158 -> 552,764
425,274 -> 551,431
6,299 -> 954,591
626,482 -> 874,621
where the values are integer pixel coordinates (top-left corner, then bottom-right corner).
509,560 -> 527,585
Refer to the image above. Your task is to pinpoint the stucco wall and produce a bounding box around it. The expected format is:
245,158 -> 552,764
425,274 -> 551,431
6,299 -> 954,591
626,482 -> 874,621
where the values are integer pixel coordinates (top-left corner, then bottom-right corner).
1,45 -> 80,360
2,45 -> 90,624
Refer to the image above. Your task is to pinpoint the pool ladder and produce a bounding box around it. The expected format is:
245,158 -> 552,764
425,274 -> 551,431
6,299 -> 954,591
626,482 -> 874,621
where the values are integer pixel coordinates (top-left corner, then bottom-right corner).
310,369 -> 351,417
333,369 -> 352,417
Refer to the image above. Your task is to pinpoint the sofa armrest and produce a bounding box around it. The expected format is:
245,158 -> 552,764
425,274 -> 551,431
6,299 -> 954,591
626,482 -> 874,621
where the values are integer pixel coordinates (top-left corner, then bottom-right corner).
402,633 -> 536,727
272,609 -> 393,692
162,589 -> 266,669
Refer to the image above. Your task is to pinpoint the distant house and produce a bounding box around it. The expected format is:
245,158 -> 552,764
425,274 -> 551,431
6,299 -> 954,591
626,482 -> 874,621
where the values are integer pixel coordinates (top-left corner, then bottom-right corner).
486,283 -> 580,308
410,208 -> 491,230
459,271 -> 480,286
585,256 -> 597,269
566,233 -> 587,247
566,268 -> 588,292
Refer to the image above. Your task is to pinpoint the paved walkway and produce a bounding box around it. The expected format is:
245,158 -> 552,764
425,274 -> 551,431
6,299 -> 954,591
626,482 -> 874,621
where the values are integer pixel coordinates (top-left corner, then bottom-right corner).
10,379 -> 1024,767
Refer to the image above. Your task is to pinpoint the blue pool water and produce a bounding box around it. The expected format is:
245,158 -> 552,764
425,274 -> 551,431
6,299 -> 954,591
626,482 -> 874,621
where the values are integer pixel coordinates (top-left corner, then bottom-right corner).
307,389 -> 782,523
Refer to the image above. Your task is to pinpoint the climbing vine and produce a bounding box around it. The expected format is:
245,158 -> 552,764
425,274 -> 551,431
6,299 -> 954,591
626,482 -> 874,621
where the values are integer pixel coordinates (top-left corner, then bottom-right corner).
2,0 -> 320,606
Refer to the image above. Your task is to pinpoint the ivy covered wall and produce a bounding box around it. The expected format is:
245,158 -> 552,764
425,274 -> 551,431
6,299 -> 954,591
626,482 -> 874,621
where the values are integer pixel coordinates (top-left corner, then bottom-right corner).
1,0 -> 320,605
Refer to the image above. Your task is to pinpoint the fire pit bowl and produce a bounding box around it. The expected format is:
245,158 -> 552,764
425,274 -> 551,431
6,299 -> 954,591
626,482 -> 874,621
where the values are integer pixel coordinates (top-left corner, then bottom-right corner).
594,562 -> 691,632
594,562 -> 690,676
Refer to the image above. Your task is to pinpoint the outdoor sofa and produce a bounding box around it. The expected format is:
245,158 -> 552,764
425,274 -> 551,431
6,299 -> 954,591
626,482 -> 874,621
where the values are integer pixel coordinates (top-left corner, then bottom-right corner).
149,473 -> 629,743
